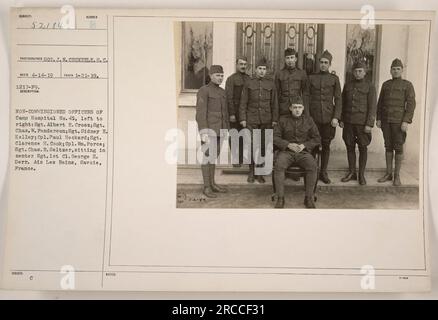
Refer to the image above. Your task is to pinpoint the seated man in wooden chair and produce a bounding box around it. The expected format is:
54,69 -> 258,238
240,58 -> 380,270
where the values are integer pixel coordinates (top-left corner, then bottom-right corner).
272,96 -> 321,208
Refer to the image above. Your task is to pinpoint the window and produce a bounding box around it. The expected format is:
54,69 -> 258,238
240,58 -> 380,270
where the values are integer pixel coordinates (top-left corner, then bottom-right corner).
236,22 -> 325,77
181,22 -> 213,92
345,24 -> 381,84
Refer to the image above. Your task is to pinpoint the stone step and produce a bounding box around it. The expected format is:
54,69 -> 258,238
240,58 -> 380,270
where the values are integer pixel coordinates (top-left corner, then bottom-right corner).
176,185 -> 419,209
177,151 -> 419,178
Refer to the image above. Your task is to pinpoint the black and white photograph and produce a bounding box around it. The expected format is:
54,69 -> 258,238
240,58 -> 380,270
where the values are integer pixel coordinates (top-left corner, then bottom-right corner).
0,6 -> 435,295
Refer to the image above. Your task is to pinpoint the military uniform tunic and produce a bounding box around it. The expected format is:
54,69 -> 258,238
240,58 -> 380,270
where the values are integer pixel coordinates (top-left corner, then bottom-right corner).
225,72 -> 250,120
308,71 -> 342,150
377,78 -> 416,124
309,71 -> 342,125
239,76 -> 279,125
196,82 -> 229,136
376,77 -> 416,153
341,78 -> 377,148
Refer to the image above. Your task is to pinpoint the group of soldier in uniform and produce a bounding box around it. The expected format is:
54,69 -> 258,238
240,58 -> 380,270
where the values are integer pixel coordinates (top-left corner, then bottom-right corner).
195,48 -> 416,209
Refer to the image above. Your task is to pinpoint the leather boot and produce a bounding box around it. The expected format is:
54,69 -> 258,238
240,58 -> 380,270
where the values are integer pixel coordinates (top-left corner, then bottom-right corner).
304,196 -> 316,209
393,153 -> 403,186
201,164 -> 217,198
319,171 -> 331,184
319,147 -> 331,184
358,147 -> 367,185
378,151 -> 393,183
358,173 -> 367,185
209,164 -> 228,193
341,171 -> 357,182
247,164 -> 255,183
275,197 -> 285,208
256,175 -> 266,183
341,149 -> 357,182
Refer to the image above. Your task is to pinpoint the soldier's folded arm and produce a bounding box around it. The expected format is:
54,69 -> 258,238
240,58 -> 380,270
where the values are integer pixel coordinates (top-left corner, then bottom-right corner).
333,76 -> 342,120
273,123 -> 289,151
195,87 -> 209,131
403,82 -> 416,124
303,119 -> 322,152
366,84 -> 377,127
225,76 -> 235,116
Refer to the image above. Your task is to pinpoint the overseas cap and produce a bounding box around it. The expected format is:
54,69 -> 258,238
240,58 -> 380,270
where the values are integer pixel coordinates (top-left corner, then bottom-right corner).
209,65 -> 224,74
320,50 -> 333,63
391,58 -> 404,68
284,48 -> 298,57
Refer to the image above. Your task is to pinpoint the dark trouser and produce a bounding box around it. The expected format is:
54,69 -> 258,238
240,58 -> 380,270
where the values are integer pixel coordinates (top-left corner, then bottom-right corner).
274,150 -> 317,198
247,123 -> 272,176
201,136 -> 222,188
315,122 -> 336,173
229,121 -> 244,165
342,123 -> 372,174
381,122 -> 406,154
381,121 -> 406,177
